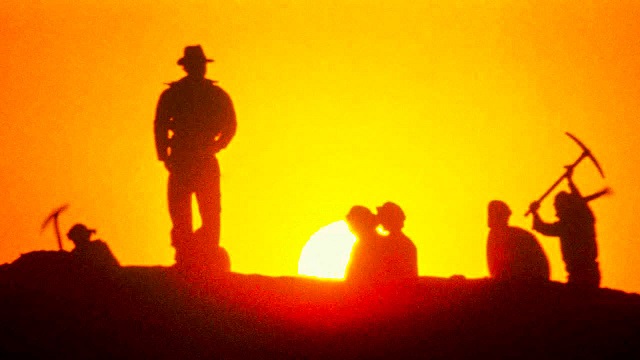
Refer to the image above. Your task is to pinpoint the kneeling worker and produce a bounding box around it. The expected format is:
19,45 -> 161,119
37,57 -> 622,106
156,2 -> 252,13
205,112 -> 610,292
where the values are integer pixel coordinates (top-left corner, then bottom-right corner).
67,223 -> 120,269
487,200 -> 550,282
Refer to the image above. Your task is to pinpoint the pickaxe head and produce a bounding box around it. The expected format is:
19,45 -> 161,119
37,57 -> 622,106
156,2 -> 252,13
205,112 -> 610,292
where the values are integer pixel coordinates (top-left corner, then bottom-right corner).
525,133 -> 606,216
565,132 -> 605,178
41,204 -> 69,251
41,204 -> 69,231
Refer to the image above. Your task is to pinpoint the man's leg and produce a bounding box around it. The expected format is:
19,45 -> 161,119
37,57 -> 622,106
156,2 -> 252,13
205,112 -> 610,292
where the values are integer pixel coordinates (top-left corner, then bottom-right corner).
195,164 -> 221,247
568,263 -> 601,289
168,172 -> 193,265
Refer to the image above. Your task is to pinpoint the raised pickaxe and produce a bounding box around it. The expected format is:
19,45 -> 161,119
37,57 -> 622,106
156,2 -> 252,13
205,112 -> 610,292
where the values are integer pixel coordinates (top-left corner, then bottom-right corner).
525,132 -> 604,216
41,204 -> 69,251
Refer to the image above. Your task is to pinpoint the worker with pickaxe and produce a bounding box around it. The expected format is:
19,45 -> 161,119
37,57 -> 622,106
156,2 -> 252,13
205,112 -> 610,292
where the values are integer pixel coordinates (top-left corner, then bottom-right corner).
529,166 -> 610,289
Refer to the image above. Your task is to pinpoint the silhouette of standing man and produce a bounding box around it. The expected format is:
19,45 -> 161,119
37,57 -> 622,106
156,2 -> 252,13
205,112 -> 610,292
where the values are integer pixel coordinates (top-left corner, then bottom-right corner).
155,45 -> 236,270
529,167 -> 609,289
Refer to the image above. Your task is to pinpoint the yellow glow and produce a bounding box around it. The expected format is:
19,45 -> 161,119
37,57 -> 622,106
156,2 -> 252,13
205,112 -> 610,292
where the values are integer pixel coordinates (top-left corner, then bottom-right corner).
1,1 -> 640,294
376,225 -> 390,237
298,221 -> 356,279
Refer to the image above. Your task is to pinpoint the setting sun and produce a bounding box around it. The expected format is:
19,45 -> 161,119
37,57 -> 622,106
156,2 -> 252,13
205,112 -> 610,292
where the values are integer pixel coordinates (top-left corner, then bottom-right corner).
298,221 -> 356,279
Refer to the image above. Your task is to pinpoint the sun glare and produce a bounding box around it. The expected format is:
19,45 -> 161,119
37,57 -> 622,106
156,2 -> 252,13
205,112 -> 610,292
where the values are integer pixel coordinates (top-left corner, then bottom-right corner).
298,220 -> 357,279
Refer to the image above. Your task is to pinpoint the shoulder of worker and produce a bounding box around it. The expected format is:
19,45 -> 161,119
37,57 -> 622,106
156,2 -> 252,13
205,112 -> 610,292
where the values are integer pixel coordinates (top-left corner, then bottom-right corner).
208,80 -> 232,96
165,77 -> 221,86
158,81 -> 179,99
398,233 -> 416,247
509,226 -> 535,237
511,226 -> 543,243
89,239 -> 112,250
163,77 -> 188,90
158,78 -> 194,99
164,78 -> 227,93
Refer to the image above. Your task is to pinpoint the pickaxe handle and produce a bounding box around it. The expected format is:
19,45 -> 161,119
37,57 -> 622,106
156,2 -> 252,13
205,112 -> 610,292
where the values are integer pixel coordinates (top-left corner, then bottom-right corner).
54,215 -> 63,251
41,204 -> 68,251
524,152 -> 587,216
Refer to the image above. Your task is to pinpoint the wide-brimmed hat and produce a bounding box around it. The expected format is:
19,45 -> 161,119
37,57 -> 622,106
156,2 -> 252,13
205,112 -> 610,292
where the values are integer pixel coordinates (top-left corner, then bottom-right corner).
177,45 -> 214,66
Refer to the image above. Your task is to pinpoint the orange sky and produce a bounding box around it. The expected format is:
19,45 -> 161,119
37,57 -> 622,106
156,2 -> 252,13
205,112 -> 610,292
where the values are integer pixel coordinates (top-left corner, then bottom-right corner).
2,1 -> 640,292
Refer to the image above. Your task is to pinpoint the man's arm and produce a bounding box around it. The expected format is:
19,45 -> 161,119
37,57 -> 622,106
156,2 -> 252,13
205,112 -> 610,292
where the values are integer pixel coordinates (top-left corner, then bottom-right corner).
529,202 -> 562,237
487,234 -> 507,279
584,187 -> 612,203
211,88 -> 237,153
565,166 -> 583,198
567,166 -> 612,203
154,90 -> 172,162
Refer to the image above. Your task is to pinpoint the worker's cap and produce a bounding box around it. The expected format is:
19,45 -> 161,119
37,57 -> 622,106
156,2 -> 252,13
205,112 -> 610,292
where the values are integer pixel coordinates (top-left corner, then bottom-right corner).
376,201 -> 405,222
346,205 -> 377,227
488,200 -> 512,218
67,223 -> 96,240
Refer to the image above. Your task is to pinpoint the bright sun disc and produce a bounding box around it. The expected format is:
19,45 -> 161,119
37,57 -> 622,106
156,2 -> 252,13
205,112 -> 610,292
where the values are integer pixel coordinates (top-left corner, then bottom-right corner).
298,220 -> 357,279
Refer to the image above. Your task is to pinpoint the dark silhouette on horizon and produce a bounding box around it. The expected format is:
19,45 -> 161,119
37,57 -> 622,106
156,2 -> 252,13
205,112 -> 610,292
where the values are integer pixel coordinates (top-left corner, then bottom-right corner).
154,45 -> 236,273
344,206 -> 385,284
190,226 -> 231,276
345,203 -> 418,284
529,166 -> 610,289
66,223 -> 120,269
486,200 -> 550,282
4,258 -> 640,359
377,202 -> 418,280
